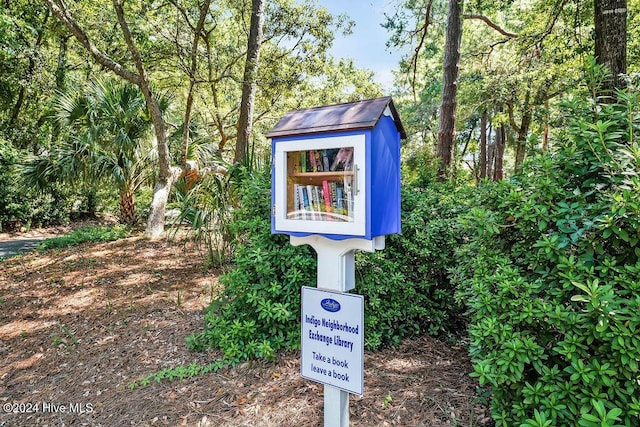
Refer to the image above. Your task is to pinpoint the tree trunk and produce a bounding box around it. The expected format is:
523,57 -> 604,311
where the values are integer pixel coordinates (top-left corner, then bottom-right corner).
145,167 -> 181,239
119,189 -> 136,224
479,109 -> 487,179
181,0 -> 211,169
508,92 -> 532,174
55,34 -> 70,90
203,35 -> 230,152
514,103 -> 531,171
542,99 -> 549,153
44,0 -> 181,239
514,114 -> 528,172
493,119 -> 505,181
436,0 -> 464,182
486,121 -> 494,180
113,0 -> 179,238
594,0 -> 627,94
10,9 -> 49,128
234,0 -> 265,165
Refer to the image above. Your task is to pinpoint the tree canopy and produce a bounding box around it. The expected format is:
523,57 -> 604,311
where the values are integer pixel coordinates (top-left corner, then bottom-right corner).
0,0 -> 636,224
1,0 -> 381,232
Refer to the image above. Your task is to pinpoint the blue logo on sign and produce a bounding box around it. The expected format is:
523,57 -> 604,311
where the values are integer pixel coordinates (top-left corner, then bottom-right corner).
321,298 -> 341,313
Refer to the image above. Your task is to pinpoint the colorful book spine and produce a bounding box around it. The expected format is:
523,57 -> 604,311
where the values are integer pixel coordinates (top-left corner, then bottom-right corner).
314,186 -> 323,216
322,180 -> 332,214
343,148 -> 354,171
297,185 -> 306,217
322,150 -> 330,172
309,150 -> 317,172
330,147 -> 354,171
344,176 -> 353,219
301,186 -> 310,216
300,151 -> 307,172
288,147 -> 358,222
315,151 -> 323,172
306,184 -> 316,220
329,181 -> 338,211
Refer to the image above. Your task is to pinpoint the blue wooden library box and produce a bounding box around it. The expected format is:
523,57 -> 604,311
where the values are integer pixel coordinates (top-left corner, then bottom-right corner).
267,96 -> 406,240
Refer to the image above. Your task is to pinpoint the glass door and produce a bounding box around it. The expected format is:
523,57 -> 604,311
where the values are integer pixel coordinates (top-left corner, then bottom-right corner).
274,134 -> 366,236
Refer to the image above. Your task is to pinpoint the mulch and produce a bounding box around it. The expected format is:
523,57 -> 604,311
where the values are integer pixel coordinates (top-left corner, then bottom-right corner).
0,234 -> 491,426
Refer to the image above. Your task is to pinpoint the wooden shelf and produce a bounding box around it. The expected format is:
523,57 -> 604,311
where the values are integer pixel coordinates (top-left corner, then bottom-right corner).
292,171 -> 353,178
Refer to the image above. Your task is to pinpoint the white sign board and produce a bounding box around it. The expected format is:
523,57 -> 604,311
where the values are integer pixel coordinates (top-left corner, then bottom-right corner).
301,286 -> 364,395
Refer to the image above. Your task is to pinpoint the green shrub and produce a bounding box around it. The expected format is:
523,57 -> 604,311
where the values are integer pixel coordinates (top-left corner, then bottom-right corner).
188,167 -> 472,363
168,170 -> 235,268
0,139 -> 74,231
453,86 -> 640,426
357,181 -> 471,348
37,225 -> 130,251
187,170 -> 314,362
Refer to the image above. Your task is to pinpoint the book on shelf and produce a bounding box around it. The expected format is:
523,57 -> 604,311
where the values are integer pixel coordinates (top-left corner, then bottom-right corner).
315,151 -> 323,172
288,147 -> 358,222
308,150 -> 316,172
344,176 -> 353,218
290,180 -> 353,222
322,180 -> 332,215
322,151 -> 330,172
301,185 -> 310,218
313,185 -> 323,218
328,181 -> 338,212
330,147 -> 353,171
335,185 -> 344,213
305,184 -> 315,220
294,148 -> 353,174
300,151 -> 307,173
297,185 -> 306,219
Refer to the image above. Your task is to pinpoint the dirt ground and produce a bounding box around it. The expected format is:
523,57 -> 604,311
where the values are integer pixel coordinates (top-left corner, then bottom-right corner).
0,229 -> 491,426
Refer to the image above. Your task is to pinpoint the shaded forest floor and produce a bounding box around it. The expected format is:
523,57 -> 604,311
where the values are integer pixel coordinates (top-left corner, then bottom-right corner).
0,230 -> 491,426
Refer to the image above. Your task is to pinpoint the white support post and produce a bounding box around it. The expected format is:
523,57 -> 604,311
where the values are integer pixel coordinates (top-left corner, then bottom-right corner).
291,235 -> 385,292
324,385 -> 349,427
291,235 -> 385,427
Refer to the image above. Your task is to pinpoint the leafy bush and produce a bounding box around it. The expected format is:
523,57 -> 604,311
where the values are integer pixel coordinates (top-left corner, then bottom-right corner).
168,168 -> 236,268
0,139 -> 74,231
37,225 -> 130,251
453,86 -> 640,426
187,170 -> 314,362
357,180 -> 471,348
188,167 -> 472,363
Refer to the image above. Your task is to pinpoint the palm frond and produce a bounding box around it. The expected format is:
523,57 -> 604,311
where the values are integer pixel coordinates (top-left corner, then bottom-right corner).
42,78 -> 157,210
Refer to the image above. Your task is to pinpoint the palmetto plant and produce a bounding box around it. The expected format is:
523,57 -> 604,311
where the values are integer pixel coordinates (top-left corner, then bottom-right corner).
167,156 -> 271,268
170,169 -> 234,267
26,79 -> 157,224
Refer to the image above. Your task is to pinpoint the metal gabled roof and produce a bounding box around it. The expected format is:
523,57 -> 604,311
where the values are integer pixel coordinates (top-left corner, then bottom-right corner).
266,96 -> 406,139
